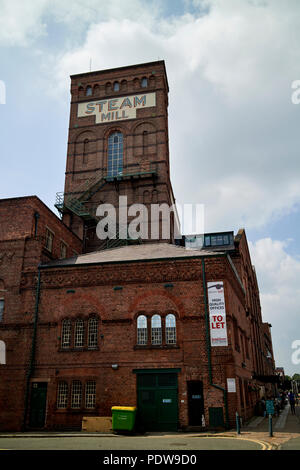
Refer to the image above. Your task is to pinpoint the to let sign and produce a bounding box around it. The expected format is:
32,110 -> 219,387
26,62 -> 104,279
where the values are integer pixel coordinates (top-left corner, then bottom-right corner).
207,281 -> 228,347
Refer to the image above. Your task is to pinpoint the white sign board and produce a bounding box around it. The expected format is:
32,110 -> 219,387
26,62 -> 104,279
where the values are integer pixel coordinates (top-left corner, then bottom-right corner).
77,92 -> 156,124
227,378 -> 236,393
207,281 -> 228,347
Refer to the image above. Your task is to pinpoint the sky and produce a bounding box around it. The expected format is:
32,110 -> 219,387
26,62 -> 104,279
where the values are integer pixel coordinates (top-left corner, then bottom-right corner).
0,0 -> 299,376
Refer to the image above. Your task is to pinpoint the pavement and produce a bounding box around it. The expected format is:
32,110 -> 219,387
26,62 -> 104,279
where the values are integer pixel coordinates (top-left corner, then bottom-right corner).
0,404 -> 299,450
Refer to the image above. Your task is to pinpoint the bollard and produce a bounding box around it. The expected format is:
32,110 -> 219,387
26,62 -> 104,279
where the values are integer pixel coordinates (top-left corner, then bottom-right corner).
269,413 -> 273,437
236,411 -> 241,435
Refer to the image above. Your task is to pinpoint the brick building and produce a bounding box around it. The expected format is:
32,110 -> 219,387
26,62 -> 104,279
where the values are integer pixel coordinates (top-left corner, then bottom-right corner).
0,61 -> 276,431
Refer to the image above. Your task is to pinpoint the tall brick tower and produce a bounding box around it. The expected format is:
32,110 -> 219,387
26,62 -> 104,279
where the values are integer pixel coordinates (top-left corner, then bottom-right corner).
55,61 -> 179,252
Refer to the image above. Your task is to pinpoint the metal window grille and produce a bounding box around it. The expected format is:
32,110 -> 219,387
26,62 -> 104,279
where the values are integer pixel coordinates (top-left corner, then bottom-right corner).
71,380 -> 82,408
74,319 -> 85,347
61,319 -> 71,348
85,381 -> 96,409
151,315 -> 162,345
166,314 -> 176,344
57,381 -> 68,409
137,315 -> 147,345
88,317 -> 98,348
108,132 -> 123,177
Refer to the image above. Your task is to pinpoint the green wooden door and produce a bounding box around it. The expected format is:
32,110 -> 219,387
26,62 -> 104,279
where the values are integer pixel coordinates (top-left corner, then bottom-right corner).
29,382 -> 48,428
137,372 -> 178,431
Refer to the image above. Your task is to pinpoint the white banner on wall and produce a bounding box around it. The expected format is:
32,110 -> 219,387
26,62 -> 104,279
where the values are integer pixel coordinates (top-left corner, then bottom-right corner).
207,281 -> 228,347
77,92 -> 156,124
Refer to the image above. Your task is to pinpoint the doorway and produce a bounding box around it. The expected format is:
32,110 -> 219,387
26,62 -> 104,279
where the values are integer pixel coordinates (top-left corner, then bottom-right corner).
29,382 -> 48,428
187,381 -> 204,425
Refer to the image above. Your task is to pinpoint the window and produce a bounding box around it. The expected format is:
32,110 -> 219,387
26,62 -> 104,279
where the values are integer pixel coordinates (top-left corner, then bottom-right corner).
74,319 -> 85,348
108,132 -> 123,177
141,77 -> 148,88
137,315 -> 148,345
45,228 -> 54,252
0,299 -> 4,322
60,241 -> 67,259
88,317 -> 98,348
113,81 -> 120,91
0,340 -> 5,364
57,381 -> 68,409
165,314 -> 176,344
61,319 -> 71,348
85,381 -> 96,409
86,86 -> 92,96
71,380 -> 82,408
151,315 -> 162,345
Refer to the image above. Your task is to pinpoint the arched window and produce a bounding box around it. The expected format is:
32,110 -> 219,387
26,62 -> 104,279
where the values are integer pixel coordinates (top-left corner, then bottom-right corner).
113,81 -> 120,92
86,85 -> 92,96
166,314 -> 176,344
88,317 -> 98,348
71,380 -> 82,408
74,319 -> 84,347
61,319 -> 71,349
57,381 -> 68,409
108,132 -> 123,177
137,315 -> 147,345
151,315 -> 162,345
141,77 -> 148,88
0,340 -> 6,364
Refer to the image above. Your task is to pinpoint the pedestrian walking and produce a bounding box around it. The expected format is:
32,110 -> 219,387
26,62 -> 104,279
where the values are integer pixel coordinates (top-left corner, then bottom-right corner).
288,390 -> 296,415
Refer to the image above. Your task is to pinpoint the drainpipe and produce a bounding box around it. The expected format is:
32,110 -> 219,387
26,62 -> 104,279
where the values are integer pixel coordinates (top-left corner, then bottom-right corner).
34,212 -> 40,237
22,266 -> 41,431
202,258 -> 230,429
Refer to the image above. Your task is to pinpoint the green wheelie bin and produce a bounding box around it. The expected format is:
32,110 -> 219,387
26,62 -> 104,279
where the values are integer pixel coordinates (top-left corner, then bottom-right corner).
111,406 -> 137,432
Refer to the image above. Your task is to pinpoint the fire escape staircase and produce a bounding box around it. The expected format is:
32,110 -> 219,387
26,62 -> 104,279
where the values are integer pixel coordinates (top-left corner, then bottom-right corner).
55,163 -> 157,249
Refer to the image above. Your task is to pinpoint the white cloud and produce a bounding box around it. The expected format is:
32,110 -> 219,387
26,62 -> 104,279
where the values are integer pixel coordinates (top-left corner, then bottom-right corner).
249,237 -> 300,374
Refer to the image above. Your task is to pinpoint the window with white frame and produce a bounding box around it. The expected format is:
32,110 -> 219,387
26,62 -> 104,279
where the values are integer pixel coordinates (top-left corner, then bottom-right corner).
88,317 -> 98,348
0,340 -> 6,364
74,319 -> 85,348
61,319 -> 71,348
165,314 -> 176,344
57,381 -> 68,409
137,315 -> 148,345
45,228 -> 54,252
85,380 -> 96,409
71,380 -> 82,408
151,314 -> 162,345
